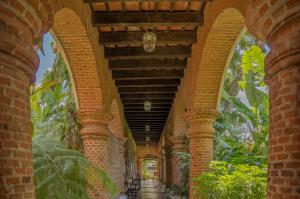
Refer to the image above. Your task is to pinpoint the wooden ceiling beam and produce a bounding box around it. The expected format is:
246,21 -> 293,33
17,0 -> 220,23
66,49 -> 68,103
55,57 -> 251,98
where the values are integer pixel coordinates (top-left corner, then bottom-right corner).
105,46 -> 190,59
124,109 -> 170,112
112,70 -> 183,80
100,31 -> 196,45
122,99 -> 173,104
119,86 -> 177,93
121,93 -> 175,99
93,11 -> 203,27
116,79 -> 180,87
109,59 -> 186,70
124,104 -> 172,108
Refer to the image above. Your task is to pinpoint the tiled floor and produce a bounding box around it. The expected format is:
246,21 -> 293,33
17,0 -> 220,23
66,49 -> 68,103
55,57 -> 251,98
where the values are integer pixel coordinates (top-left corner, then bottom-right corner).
128,181 -> 167,199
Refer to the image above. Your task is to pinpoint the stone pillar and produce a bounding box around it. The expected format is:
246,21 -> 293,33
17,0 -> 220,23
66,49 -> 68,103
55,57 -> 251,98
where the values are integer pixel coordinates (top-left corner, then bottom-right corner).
159,150 -> 167,185
0,1 -> 52,198
169,135 -> 186,186
185,109 -> 219,198
118,137 -> 127,192
164,145 -> 173,187
137,158 -> 144,180
77,109 -> 112,199
246,1 -> 300,198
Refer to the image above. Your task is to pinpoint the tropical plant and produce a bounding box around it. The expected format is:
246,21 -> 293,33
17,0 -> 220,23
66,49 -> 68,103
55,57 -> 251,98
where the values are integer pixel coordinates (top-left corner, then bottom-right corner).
33,135 -> 119,199
214,33 -> 269,166
31,50 -> 81,150
194,161 -> 267,199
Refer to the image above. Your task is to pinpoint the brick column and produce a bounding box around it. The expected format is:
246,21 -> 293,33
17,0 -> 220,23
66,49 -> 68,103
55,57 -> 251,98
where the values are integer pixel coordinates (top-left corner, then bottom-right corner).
77,109 -> 112,199
164,145 -> 173,187
137,158 -> 144,180
185,109 -> 219,198
168,135 -> 186,186
0,1 -> 52,198
246,1 -> 300,198
161,150 -> 167,185
118,137 -> 127,192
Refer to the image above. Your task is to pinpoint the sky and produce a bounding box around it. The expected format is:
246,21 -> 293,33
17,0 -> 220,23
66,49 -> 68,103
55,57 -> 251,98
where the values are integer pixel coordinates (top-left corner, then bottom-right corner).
36,32 -> 56,84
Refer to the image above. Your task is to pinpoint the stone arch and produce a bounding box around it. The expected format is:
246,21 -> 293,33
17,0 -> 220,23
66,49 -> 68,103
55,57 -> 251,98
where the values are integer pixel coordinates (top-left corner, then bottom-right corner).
51,8 -> 104,110
180,0 -> 248,111
193,8 -> 245,110
108,99 -> 124,138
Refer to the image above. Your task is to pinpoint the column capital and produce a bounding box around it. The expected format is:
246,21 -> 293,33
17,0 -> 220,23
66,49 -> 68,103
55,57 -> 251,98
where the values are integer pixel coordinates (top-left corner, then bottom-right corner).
168,135 -> 187,152
77,109 -> 113,139
245,1 -> 300,81
184,108 -> 220,125
184,109 -> 219,139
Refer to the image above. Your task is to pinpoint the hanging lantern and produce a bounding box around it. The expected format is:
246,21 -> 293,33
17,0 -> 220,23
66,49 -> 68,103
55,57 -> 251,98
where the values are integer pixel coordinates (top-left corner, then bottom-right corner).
145,125 -> 150,132
143,31 -> 157,53
144,100 -> 152,111
146,136 -> 150,142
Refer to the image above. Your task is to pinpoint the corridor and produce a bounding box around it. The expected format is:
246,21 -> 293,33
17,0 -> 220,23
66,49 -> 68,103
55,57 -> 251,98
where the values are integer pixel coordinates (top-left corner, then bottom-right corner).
129,181 -> 167,199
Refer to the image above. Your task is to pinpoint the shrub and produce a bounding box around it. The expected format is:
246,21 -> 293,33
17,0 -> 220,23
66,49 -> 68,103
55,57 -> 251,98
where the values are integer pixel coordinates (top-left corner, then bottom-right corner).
193,161 -> 267,199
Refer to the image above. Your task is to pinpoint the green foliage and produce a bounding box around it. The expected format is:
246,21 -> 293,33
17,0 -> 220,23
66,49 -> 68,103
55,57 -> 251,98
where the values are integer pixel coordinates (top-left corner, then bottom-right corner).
32,40 -> 119,198
33,135 -> 119,199
194,161 -> 267,199
214,33 -> 269,166
31,52 -> 81,150
193,33 -> 268,199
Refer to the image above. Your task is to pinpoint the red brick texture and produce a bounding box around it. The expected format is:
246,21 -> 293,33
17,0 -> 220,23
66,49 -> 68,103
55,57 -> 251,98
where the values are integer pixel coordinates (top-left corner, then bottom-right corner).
246,1 -> 300,198
52,8 -> 104,110
184,109 -> 220,198
77,109 -> 113,199
0,0 -> 52,198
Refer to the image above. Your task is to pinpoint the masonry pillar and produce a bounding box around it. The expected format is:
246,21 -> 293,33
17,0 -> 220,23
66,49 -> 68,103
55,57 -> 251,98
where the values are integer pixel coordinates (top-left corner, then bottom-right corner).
118,137 -> 127,192
169,136 -> 186,186
161,150 -> 167,185
185,109 -> 219,198
164,145 -> 173,187
137,158 -> 144,180
0,1 -> 52,198
77,109 -> 112,199
245,1 -> 300,198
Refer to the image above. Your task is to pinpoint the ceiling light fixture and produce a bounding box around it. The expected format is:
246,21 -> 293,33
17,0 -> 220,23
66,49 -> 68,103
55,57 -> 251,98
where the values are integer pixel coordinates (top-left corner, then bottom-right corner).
144,100 -> 152,111
143,31 -> 157,53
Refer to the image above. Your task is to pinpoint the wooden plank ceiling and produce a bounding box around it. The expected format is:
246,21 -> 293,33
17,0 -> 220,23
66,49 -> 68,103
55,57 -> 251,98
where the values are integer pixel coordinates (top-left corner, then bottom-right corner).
84,0 -> 207,143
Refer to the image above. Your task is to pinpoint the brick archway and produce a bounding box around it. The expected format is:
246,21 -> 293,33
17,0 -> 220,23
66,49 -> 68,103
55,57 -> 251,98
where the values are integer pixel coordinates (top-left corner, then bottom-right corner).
192,8 -> 245,111
52,8 -> 104,110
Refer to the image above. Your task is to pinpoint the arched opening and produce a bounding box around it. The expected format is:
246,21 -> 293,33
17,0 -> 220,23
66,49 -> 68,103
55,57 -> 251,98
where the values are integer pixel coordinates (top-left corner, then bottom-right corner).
193,8 -> 245,110
30,7 -> 119,198
143,155 -> 159,182
52,8 -> 104,110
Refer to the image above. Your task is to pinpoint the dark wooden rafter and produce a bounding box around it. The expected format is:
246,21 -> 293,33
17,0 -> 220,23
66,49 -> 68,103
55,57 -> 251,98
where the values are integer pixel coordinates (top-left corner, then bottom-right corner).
118,86 -> 177,93
105,46 -> 191,59
124,108 -> 170,112
100,31 -> 196,45
122,99 -> 173,104
93,12 -> 203,27
125,113 -> 169,117
121,93 -> 175,99
109,59 -> 186,70
116,79 -> 180,87
124,103 -> 171,108
112,70 -> 183,80
85,0 -> 208,142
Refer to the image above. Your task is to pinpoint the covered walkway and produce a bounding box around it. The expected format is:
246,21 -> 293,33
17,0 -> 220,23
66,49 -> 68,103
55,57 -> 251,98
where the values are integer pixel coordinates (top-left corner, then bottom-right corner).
129,181 -> 167,199
0,0 -> 299,199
